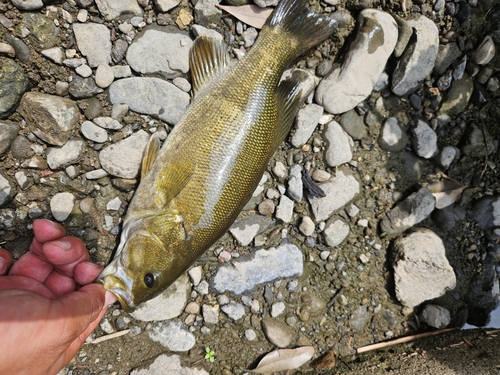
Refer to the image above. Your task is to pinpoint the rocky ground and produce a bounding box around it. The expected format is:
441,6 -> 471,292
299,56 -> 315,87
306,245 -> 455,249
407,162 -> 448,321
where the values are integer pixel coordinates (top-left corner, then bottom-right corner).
1,0 -> 500,374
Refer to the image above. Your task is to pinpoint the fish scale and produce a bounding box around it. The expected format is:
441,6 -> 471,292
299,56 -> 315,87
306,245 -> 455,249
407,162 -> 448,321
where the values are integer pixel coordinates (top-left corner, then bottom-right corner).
98,0 -> 337,310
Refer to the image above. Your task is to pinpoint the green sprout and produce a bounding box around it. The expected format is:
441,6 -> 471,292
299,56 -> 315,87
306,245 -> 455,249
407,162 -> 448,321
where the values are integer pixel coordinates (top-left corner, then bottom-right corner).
205,346 -> 215,363
380,232 -> 387,238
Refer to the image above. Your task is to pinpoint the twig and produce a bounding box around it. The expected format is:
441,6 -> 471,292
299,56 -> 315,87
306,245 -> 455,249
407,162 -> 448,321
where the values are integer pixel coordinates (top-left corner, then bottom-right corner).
486,329 -> 500,335
356,328 -> 457,354
327,287 -> 344,308
88,329 -> 130,344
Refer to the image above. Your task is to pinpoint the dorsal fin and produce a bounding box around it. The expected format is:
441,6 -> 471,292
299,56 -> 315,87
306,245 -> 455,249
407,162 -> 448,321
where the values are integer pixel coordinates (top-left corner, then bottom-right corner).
273,74 -> 305,150
141,135 -> 161,180
189,36 -> 230,95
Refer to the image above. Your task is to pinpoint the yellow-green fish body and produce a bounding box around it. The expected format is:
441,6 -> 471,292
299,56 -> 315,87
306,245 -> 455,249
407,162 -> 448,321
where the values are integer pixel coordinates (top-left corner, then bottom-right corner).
98,0 -> 336,310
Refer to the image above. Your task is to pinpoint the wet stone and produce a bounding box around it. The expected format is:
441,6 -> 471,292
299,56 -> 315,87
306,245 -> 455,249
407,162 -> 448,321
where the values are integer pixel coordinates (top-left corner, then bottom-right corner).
391,228 -> 456,307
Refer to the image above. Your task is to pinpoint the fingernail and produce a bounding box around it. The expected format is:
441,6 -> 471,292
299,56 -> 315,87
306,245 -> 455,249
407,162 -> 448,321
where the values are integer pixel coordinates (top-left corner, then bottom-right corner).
104,291 -> 117,307
0,257 -> 6,274
51,240 -> 72,251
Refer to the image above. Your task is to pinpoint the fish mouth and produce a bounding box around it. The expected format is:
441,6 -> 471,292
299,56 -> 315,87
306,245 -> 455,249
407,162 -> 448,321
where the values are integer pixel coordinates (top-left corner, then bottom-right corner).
97,264 -> 136,311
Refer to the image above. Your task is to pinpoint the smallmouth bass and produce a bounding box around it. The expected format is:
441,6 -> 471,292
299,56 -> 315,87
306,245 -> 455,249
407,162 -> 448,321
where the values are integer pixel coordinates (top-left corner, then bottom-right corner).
97,0 -> 336,310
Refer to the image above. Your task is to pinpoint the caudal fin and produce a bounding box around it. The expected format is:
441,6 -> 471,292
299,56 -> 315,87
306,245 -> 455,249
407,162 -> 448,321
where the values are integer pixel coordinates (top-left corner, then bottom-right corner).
267,0 -> 337,55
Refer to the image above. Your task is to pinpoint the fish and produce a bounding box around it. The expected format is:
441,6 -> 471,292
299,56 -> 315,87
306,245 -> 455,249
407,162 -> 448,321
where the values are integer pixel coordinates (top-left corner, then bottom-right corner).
97,0 -> 336,311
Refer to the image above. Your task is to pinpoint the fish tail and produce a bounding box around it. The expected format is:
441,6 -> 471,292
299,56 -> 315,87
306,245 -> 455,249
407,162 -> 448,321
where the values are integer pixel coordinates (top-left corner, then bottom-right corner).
268,0 -> 337,56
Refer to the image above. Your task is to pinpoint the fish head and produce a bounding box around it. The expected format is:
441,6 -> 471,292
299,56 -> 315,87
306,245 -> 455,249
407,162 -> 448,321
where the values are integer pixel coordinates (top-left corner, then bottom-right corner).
97,214 -> 187,311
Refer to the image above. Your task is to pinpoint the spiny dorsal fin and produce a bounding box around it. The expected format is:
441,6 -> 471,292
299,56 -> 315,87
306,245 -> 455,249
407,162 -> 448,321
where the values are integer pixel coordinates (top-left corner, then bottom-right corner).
141,135 -> 161,180
154,160 -> 195,209
273,74 -> 305,150
189,36 -> 230,95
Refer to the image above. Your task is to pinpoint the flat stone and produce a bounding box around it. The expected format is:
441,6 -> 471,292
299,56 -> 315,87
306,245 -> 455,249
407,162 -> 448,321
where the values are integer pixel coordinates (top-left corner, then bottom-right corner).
131,354 -> 208,375
81,120 -> 108,143
474,35 -> 495,65
191,24 -> 223,40
391,228 -> 456,307
50,192 -> 75,222
380,187 -> 436,235
309,168 -> 360,222
275,195 -> 294,223
315,9 -> 398,114
323,120 -> 353,167
12,0 -> 44,10
221,301 -> 246,321
202,304 -> 219,324
41,47 -> 64,64
339,109 -> 366,140
391,14 -> 439,96
229,214 -> 275,246
95,0 -> 143,21
130,275 -> 190,321
149,321 -> 195,351
109,77 -> 189,125
126,27 -> 192,79
93,116 -> 123,130
99,130 -> 150,178
73,23 -> 111,67
211,243 -> 303,294
433,42 -> 462,75
290,104 -> 323,147
323,217 -> 350,247
47,139 -> 86,169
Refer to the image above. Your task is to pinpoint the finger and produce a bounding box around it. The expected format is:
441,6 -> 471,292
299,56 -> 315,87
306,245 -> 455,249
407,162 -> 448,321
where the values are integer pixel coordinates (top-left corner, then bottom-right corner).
0,248 -> 13,275
30,219 -> 67,256
44,271 -> 77,297
0,275 -> 57,298
9,253 -> 54,283
74,262 -> 103,286
42,237 -> 89,277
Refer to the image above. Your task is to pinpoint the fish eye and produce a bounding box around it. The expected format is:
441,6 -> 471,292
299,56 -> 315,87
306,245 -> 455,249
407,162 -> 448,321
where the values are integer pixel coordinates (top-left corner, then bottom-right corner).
144,273 -> 156,288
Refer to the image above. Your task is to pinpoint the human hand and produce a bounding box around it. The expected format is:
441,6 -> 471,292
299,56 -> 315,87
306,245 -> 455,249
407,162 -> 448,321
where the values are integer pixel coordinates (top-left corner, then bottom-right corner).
0,219 -> 116,375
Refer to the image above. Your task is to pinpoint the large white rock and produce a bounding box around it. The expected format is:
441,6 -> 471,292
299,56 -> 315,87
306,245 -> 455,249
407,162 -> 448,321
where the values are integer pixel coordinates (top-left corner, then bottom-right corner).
315,9 -> 398,114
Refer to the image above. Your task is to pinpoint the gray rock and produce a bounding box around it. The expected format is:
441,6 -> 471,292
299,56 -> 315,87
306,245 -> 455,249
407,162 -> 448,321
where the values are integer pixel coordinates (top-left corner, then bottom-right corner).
111,65 -> 132,79
94,116 -> 123,130
131,354 -> 208,375
350,305 -> 370,331
290,104 -> 323,147
73,23 -> 111,67
393,15 -> 412,58
298,216 -> 315,236
17,13 -> 59,49
254,0 -> 279,6
287,164 -> 303,202
149,321 -> 196,351
339,109 -> 367,140
99,130 -> 150,178
95,64 -> 114,88
434,43 -> 462,76
0,121 -> 20,156
41,47 -> 64,65
155,0 -> 181,12
12,0 -> 44,10
221,301 -> 246,321
461,124 -> 495,158
0,173 -> 12,207
309,168 -> 360,222
68,76 -> 103,99
380,187 -> 435,235
433,145 -> 458,169
191,24 -> 223,40
270,301 -> 286,317
275,195 -> 294,223
229,214 -> 275,246
81,121 -> 108,143
410,119 -> 438,158
188,266 -> 202,286
126,27 -> 192,79
438,74 -> 474,116
76,64 -> 92,78
473,195 -> 500,240
130,275 -> 190,321
47,140 -> 86,169
474,35 -> 495,65
95,0 -> 143,21
0,58 -> 29,119
85,169 -> 108,180
195,280 -> 209,295
323,120 -> 353,167
323,217 -> 350,246
261,317 -> 294,348
379,117 -> 408,152
108,77 -> 189,125
315,9 -> 398,114
50,192 -> 75,222
420,304 -> 450,329
194,0 -> 222,26
202,304 -> 219,324
391,15 -> 439,96
391,228 -> 456,307
431,204 -> 465,232
211,243 -> 303,294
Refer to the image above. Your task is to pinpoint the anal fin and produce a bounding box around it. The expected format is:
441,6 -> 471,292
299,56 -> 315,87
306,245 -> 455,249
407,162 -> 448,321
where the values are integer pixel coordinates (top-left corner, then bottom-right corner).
189,36 -> 230,95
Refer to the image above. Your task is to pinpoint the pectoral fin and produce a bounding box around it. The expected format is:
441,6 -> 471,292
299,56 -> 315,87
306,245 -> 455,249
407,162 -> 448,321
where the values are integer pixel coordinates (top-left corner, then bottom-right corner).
273,73 -> 305,150
154,160 -> 195,208
141,135 -> 161,180
189,36 -> 230,95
